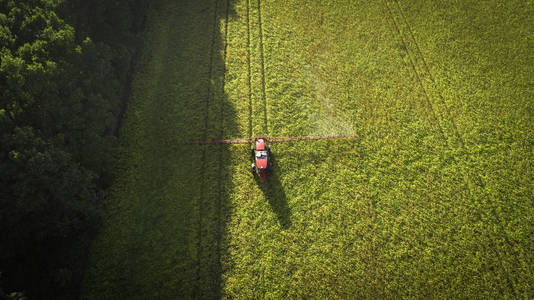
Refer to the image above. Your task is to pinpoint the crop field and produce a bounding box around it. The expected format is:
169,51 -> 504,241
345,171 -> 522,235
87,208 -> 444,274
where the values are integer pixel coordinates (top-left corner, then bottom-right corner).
82,0 -> 533,298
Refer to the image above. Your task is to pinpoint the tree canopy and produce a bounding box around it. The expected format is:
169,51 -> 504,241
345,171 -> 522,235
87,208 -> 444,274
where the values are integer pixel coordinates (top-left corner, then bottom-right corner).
0,0 -> 148,298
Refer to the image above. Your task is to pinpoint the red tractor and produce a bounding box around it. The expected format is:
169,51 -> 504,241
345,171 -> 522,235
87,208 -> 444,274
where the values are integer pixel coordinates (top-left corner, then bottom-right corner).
251,138 -> 272,180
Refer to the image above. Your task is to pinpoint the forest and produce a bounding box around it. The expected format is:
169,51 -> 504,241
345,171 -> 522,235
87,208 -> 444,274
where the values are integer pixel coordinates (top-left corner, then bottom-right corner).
0,0 -> 149,298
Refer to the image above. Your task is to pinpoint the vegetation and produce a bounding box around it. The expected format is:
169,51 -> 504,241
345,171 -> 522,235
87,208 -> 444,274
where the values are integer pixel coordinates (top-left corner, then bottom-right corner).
3,0 -> 531,298
0,0 -> 148,298
82,0 -> 533,298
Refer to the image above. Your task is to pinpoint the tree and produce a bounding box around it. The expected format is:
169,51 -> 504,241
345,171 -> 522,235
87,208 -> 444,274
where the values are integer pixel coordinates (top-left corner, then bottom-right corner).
0,0 -> 149,298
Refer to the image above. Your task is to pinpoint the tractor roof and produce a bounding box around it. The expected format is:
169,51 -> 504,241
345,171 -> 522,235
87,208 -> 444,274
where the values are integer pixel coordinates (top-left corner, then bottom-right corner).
256,139 -> 265,151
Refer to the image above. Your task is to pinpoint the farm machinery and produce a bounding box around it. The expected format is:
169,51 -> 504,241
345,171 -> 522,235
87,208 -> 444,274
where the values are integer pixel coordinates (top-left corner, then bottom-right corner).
167,135 -> 357,180
251,138 -> 272,179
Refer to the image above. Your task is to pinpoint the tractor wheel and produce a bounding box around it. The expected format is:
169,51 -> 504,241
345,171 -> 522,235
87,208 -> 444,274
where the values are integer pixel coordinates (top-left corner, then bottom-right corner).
266,145 -> 271,154
250,145 -> 255,156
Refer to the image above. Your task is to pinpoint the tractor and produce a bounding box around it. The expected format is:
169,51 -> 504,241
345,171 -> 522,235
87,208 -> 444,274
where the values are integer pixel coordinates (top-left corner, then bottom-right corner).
251,138 -> 272,180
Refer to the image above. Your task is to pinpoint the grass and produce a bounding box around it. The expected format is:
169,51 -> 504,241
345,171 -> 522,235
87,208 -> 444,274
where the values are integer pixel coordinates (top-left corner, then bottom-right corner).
82,0 -> 533,298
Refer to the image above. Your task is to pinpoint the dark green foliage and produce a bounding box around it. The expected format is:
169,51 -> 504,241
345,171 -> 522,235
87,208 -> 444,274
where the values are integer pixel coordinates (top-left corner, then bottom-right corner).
0,0 -> 149,298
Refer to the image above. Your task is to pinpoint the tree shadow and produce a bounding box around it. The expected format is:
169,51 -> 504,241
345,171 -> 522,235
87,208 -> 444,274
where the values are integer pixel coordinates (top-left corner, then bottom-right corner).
82,0 -> 239,299
255,152 -> 292,229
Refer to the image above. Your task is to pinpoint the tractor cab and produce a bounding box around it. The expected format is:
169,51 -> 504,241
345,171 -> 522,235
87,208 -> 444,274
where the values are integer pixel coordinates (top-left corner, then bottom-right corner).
251,138 -> 272,179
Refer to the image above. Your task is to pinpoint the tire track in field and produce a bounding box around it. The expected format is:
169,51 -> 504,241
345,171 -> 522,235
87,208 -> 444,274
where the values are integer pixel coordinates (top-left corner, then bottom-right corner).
393,1 -> 525,294
246,0 -> 253,137
196,0 -> 220,297
213,0 -> 231,297
257,0 -> 268,134
393,0 -> 465,148
247,0 -> 262,295
382,0 -> 447,145
246,0 -> 255,192
384,0 -> 518,295
397,1 -> 523,292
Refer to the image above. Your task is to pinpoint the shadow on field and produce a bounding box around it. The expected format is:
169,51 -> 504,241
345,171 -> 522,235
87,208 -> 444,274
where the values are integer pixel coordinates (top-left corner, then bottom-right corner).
82,0 -> 240,299
256,152 -> 292,229
183,0 -> 240,299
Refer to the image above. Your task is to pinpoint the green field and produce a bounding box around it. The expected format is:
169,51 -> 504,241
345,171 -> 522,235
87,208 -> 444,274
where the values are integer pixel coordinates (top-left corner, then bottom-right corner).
82,0 -> 533,298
